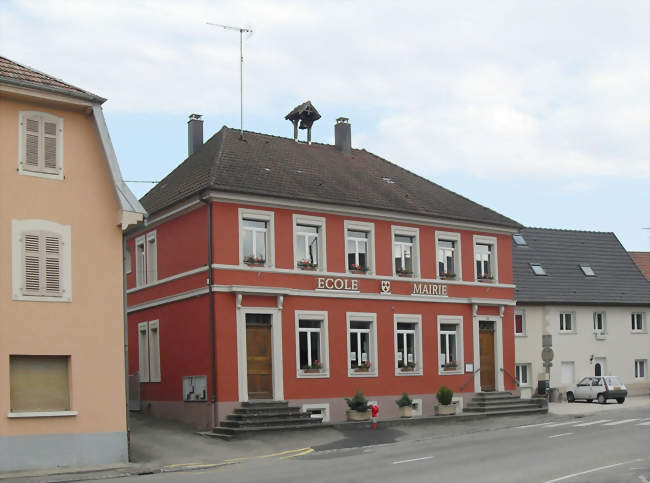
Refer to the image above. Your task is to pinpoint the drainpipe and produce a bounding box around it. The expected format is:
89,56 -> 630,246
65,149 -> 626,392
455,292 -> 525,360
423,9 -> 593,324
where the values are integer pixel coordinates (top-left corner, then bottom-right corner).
202,197 -> 217,427
122,232 -> 131,462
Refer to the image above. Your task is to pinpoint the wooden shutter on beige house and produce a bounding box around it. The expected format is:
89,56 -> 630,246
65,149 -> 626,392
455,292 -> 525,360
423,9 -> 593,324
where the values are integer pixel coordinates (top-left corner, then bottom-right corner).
24,117 -> 40,169
22,231 -> 63,296
21,113 -> 61,174
43,120 -> 58,170
10,355 -> 70,412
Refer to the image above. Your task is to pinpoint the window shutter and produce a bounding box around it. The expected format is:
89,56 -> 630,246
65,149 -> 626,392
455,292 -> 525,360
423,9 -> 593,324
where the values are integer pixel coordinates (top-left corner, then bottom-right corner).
44,234 -> 62,295
24,117 -> 40,169
43,121 -> 58,171
138,322 -> 150,382
23,232 -> 42,295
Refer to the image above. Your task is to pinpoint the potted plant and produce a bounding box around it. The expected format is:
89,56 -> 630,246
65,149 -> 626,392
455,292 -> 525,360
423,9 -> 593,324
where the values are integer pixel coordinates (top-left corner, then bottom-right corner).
349,263 -> 369,274
395,392 -> 414,418
345,390 -> 371,421
441,271 -> 456,280
396,268 -> 413,277
477,273 -> 494,282
302,360 -> 322,373
354,361 -> 371,372
442,361 -> 458,371
244,255 -> 266,266
297,259 -> 317,270
400,362 -> 417,372
434,386 -> 456,415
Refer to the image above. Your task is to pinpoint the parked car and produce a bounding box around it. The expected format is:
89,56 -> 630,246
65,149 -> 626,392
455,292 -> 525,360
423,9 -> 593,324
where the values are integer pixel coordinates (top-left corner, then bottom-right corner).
566,376 -> 627,404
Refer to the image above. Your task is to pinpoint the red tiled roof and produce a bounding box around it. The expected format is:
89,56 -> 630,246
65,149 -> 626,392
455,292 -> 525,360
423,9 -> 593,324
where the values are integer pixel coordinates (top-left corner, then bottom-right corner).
0,55 -> 104,102
629,251 -> 650,281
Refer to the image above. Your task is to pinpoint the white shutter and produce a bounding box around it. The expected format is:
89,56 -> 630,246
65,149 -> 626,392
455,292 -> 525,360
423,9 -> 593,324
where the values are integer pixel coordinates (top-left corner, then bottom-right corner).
146,232 -> 157,283
138,322 -> 150,382
148,320 -> 161,383
44,234 -> 62,295
43,121 -> 58,171
23,232 -> 42,294
24,117 -> 40,169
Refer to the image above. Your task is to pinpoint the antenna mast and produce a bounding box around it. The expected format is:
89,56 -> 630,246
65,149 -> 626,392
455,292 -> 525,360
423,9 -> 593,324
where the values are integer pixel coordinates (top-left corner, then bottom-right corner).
207,22 -> 254,140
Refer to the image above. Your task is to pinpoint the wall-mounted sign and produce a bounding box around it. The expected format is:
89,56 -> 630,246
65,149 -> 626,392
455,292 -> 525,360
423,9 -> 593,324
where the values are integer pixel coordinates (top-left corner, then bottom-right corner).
380,280 -> 391,294
317,277 -> 359,291
412,283 -> 448,296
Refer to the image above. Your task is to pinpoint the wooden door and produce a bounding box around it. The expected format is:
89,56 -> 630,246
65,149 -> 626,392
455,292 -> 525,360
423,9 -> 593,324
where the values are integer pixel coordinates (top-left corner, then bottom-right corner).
246,314 -> 273,399
479,322 -> 495,392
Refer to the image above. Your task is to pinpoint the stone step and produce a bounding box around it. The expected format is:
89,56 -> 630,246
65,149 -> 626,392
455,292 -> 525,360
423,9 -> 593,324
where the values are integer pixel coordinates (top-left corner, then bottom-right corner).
468,407 -> 548,417
472,392 -> 516,399
212,422 -> 330,439
465,402 -> 543,412
228,411 -> 305,421
467,399 -> 540,407
241,400 -> 289,408
234,406 -> 302,415
224,416 -> 314,427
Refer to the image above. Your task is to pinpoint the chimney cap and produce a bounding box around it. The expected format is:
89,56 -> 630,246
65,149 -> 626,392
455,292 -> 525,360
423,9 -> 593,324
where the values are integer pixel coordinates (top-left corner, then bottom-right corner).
188,113 -> 203,121
336,117 -> 349,124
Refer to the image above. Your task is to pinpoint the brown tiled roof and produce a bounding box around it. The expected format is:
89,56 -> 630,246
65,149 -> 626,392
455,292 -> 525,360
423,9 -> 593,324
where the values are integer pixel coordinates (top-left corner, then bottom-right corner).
141,126 -> 521,229
0,55 -> 104,102
629,251 -> 650,281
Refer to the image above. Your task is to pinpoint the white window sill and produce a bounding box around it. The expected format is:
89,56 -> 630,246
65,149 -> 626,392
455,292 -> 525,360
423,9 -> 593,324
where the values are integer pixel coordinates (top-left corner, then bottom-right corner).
438,369 -> 463,376
297,371 -> 330,379
348,370 -> 378,378
559,331 -> 576,335
12,294 -> 71,303
515,333 -> 527,337
18,168 -> 64,181
631,331 -> 647,334
8,411 -> 78,418
395,369 -> 423,377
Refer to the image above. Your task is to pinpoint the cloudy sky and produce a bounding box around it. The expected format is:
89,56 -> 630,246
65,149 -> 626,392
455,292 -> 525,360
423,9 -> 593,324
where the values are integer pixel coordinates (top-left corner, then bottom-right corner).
3,1 -> 648,249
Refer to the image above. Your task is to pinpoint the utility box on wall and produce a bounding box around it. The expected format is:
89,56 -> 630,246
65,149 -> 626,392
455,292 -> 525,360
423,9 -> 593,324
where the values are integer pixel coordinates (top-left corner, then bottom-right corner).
182,375 -> 207,401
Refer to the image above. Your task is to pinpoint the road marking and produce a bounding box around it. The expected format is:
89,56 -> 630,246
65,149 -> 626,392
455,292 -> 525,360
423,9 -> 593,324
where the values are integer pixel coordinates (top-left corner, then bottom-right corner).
545,421 -> 578,428
602,418 -> 639,426
543,457 -> 649,482
260,448 -> 311,458
548,432 -> 573,438
638,422 -> 650,426
280,448 -> 314,459
573,419 -> 612,427
515,422 -> 556,429
638,475 -> 649,483
392,456 -> 434,465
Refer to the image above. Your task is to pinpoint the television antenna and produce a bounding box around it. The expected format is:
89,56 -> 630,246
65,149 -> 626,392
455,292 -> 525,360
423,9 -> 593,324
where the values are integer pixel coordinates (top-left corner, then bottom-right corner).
206,22 -> 254,140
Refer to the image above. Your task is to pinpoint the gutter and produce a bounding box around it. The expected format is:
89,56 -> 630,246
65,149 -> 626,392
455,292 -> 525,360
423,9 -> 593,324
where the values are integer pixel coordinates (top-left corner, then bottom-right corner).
0,75 -> 106,103
202,198 -> 217,427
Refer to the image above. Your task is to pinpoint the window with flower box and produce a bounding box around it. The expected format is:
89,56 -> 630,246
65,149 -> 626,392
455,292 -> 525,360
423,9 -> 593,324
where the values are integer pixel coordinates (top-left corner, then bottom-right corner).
347,313 -> 377,377
239,208 -> 274,267
295,311 -> 329,378
293,214 -> 326,271
392,226 -> 419,277
394,314 -> 422,375
345,220 -> 375,274
473,235 -> 498,282
437,315 -> 463,374
436,231 -> 461,280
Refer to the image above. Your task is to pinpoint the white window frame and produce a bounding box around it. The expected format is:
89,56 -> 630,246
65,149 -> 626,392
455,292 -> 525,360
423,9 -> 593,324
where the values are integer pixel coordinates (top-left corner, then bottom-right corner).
631,313 -> 646,333
11,219 -> 72,302
292,214 -> 326,272
411,398 -> 423,416
515,363 -> 531,387
391,225 -> 420,278
138,320 -> 161,383
559,312 -> 576,334
473,235 -> 498,282
346,312 -> 378,377
437,315 -> 464,375
134,231 -> 157,287
18,111 -> 64,180
344,220 -> 375,275
514,309 -> 526,337
634,359 -> 647,379
593,312 -> 607,334
295,311 -> 330,378
238,208 -> 275,267
124,247 -> 132,274
394,314 -> 423,376
301,403 -> 330,422
435,231 -> 462,280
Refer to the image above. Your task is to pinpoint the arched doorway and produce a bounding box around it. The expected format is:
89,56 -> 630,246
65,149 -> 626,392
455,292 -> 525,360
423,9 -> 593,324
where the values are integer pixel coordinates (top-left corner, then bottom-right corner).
594,363 -> 602,377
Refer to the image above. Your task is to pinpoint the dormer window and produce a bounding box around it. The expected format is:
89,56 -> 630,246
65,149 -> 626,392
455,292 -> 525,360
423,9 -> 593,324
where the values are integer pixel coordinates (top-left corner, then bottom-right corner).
513,234 -> 526,245
530,263 -> 546,276
580,265 -> 595,277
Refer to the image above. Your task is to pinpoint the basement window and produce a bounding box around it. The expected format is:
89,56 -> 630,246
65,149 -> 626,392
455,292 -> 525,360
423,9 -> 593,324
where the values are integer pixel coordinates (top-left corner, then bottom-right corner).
580,264 -> 595,277
530,263 -> 546,276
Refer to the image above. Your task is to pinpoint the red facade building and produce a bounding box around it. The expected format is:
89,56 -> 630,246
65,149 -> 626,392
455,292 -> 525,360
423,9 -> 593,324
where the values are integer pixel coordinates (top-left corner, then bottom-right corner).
126,110 -> 521,427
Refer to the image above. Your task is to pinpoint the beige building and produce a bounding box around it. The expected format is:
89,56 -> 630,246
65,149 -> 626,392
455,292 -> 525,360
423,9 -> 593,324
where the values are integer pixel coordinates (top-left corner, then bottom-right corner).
513,228 -> 650,400
0,56 -> 145,472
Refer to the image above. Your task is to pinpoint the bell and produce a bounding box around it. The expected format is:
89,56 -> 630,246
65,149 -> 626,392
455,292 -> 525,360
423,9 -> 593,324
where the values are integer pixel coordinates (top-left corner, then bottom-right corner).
299,119 -> 308,130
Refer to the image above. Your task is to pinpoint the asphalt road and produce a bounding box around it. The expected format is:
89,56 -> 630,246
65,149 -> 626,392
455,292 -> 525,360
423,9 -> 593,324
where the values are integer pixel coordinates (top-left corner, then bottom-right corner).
102,406 -> 650,483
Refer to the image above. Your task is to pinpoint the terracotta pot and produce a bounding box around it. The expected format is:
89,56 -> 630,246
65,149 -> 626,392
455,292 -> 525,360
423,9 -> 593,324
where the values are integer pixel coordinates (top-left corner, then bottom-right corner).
346,409 -> 371,421
399,406 -> 413,418
435,403 -> 457,416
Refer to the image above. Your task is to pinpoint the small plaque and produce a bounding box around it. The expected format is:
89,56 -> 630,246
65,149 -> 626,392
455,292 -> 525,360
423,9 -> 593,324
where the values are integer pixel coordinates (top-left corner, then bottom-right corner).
465,363 -> 474,373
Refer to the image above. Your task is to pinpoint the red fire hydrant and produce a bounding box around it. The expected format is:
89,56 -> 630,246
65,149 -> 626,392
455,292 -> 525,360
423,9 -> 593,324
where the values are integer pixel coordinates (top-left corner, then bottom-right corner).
371,404 -> 379,429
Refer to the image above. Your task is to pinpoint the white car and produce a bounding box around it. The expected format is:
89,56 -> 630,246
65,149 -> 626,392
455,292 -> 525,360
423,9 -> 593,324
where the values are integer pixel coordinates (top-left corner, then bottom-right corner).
567,376 -> 627,404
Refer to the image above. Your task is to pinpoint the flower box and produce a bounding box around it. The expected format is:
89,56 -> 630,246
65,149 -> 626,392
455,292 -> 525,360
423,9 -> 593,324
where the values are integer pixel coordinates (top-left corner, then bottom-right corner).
349,264 -> 369,273
297,260 -> 318,270
354,366 -> 370,373
346,409 -> 371,421
400,366 -> 415,372
397,272 -> 413,278
302,368 -> 322,374
299,266 -> 317,271
442,363 -> 458,372
399,406 -> 414,418
244,256 -> 266,266
441,273 -> 456,280
435,403 -> 457,416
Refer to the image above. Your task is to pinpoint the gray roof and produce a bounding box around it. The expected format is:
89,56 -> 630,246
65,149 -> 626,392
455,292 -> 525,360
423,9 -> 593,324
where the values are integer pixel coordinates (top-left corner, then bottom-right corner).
140,126 -> 521,230
513,228 -> 650,305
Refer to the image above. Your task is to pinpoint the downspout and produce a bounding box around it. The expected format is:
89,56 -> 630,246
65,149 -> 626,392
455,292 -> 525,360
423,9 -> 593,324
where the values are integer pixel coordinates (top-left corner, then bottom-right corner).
202,198 -> 217,428
122,232 -> 131,461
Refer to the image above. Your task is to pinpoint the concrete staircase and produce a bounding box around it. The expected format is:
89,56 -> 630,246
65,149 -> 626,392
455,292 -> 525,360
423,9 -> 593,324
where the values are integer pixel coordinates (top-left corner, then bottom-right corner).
211,401 -> 324,440
464,392 -> 547,416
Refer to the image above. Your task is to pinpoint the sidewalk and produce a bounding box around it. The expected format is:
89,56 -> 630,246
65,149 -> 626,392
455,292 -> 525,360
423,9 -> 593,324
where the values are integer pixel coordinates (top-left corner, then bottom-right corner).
549,394 -> 650,416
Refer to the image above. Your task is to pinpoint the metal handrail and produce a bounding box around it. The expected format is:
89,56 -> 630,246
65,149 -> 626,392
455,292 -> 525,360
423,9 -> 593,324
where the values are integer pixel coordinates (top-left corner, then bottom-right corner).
500,367 -> 520,387
459,368 -> 481,391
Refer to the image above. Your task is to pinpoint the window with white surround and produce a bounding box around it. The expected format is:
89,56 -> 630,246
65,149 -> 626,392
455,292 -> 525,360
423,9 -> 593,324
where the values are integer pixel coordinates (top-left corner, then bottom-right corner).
239,208 -> 274,267
593,312 -> 606,333
138,320 -> 161,383
631,313 -> 645,332
18,111 -> 64,179
302,403 -> 330,422
560,312 -> 575,333
135,231 -> 157,287
12,219 -> 71,302
635,360 -> 647,379
514,310 -> 526,336
515,363 -> 530,386
347,313 -> 378,376
345,220 -> 375,274
293,215 -> 326,271
436,231 -> 461,279
295,311 -> 329,377
9,355 -> 73,415
392,226 -> 419,277
473,235 -> 498,281
438,316 -> 463,374
394,314 -> 423,375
